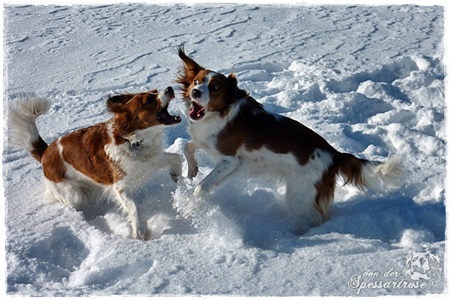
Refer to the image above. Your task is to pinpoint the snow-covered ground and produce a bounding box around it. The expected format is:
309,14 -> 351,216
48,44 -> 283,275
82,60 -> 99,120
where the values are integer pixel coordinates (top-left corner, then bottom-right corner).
2,2 -> 447,297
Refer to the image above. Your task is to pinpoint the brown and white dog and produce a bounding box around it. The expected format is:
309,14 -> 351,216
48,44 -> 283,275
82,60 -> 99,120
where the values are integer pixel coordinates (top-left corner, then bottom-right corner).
176,48 -> 404,233
8,87 -> 182,240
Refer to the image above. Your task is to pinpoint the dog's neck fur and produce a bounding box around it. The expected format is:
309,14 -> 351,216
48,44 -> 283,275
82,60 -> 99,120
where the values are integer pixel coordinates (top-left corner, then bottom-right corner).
106,121 -> 164,161
126,130 -> 164,159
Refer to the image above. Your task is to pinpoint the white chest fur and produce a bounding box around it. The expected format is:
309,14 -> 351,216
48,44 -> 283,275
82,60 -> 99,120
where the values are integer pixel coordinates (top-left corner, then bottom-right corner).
105,123 -> 167,190
188,101 -> 242,161
188,113 -> 228,161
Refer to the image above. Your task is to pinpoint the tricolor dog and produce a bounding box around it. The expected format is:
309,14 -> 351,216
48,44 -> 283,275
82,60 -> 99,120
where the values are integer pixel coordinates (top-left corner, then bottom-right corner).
8,87 -> 182,240
176,48 -> 404,233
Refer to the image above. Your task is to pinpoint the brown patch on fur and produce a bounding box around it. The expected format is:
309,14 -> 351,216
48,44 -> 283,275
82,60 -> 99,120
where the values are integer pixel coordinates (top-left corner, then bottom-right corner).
216,96 -> 260,156
314,164 -> 339,220
206,73 -> 248,117
57,123 -> 123,185
313,153 -> 368,220
217,95 -> 337,165
41,142 -> 66,183
336,153 -> 367,190
31,137 -> 48,162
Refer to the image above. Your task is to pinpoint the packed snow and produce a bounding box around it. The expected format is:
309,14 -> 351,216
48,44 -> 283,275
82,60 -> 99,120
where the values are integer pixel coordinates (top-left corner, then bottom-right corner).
2,2 -> 447,297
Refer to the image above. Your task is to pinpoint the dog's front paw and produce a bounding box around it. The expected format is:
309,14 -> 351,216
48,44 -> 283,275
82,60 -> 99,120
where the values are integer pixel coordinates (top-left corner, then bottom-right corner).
171,163 -> 182,183
170,171 -> 180,183
193,184 -> 206,200
132,222 -> 151,240
187,166 -> 198,180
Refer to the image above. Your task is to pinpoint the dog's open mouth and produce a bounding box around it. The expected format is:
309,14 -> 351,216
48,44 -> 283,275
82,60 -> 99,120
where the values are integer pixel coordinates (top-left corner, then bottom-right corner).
158,105 -> 181,125
157,87 -> 181,126
190,101 -> 205,121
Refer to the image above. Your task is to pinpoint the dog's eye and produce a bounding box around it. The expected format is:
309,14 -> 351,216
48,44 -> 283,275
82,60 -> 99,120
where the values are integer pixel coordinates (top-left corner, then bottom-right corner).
210,84 -> 219,92
194,79 -> 200,85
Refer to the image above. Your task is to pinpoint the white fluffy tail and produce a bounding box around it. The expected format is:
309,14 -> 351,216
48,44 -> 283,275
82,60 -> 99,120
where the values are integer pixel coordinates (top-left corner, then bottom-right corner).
8,94 -> 52,161
361,155 -> 405,192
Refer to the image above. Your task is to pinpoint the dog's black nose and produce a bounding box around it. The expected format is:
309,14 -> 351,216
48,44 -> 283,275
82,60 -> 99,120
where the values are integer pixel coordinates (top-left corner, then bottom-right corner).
165,86 -> 174,96
192,89 -> 201,99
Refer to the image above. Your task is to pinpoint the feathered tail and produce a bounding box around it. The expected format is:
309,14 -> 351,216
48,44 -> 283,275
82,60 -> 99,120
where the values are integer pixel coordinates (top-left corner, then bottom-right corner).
8,95 -> 52,162
337,152 -> 405,193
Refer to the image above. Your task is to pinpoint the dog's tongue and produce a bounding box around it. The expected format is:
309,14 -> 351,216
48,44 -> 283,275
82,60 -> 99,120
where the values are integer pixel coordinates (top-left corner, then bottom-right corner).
190,102 -> 205,120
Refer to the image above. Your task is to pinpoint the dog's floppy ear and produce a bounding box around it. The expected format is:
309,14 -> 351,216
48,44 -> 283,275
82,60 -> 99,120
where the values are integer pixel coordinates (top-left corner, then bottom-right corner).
178,47 -> 204,75
227,73 -> 248,100
107,94 -> 134,113
176,47 -> 205,93
227,73 -> 238,86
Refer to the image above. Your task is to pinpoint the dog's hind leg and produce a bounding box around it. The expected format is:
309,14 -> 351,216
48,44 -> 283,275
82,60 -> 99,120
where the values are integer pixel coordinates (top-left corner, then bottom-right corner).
44,178 -> 89,210
285,177 -> 324,235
